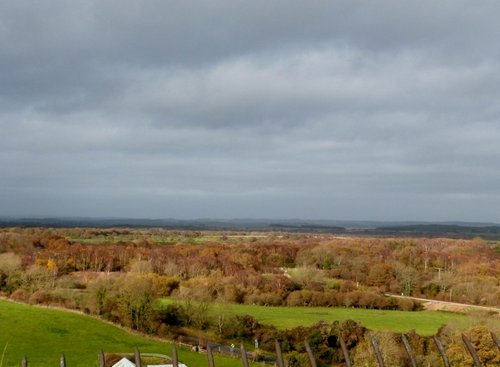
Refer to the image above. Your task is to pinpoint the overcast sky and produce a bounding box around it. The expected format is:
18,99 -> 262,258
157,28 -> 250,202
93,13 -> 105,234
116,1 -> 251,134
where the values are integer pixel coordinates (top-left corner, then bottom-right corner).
1,1 -> 500,222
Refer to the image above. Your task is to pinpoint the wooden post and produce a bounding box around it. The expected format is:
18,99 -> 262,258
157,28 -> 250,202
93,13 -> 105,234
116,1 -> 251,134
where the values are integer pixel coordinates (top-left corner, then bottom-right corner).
401,334 -> 417,367
338,336 -> 352,367
370,335 -> 385,367
21,356 -> 28,367
207,344 -> 215,367
304,341 -> 317,367
491,332 -> 500,350
240,343 -> 249,367
60,353 -> 66,367
172,346 -> 179,367
134,348 -> 142,367
275,340 -> 285,367
98,350 -> 105,367
462,334 -> 481,367
432,336 -> 450,367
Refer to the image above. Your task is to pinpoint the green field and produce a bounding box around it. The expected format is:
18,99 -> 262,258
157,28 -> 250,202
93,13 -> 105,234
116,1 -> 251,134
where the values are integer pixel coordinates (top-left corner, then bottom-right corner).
0,300 -> 250,367
161,298 -> 492,336
0,299 -> 494,367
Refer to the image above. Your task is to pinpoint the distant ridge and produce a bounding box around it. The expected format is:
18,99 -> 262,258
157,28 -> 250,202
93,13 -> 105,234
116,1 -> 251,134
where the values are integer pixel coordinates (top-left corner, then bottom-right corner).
375,223 -> 500,236
1,217 -> 500,239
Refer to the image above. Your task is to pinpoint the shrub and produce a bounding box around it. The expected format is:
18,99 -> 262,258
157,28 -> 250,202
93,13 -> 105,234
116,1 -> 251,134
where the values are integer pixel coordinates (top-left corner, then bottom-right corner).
0,252 -> 22,293
397,297 -> 415,311
285,351 -> 310,367
10,288 -> 29,302
286,290 -> 313,306
156,304 -> 185,326
22,265 -> 53,292
222,283 -> 246,303
56,275 -> 86,289
245,291 -> 284,306
29,289 -> 52,304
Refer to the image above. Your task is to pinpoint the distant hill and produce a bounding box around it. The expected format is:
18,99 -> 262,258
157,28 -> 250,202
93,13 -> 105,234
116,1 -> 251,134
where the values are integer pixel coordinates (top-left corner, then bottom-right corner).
373,224 -> 500,238
269,223 -> 346,232
1,217 -> 500,239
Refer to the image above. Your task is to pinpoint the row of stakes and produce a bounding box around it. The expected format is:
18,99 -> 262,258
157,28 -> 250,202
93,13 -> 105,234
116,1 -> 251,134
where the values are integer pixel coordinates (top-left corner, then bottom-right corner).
19,331 -> 500,367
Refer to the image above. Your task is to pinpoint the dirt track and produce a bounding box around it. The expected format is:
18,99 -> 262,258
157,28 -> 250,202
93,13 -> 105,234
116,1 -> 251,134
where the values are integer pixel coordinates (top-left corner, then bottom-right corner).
386,294 -> 500,314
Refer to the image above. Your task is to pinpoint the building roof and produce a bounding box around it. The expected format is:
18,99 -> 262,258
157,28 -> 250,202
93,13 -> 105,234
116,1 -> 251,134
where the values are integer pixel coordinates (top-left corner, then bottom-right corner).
111,358 -> 187,367
112,358 -> 136,367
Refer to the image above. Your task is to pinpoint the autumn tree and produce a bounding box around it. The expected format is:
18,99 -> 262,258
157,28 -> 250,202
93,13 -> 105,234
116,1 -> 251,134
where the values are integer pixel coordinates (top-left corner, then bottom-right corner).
114,274 -> 162,332
0,252 -> 22,293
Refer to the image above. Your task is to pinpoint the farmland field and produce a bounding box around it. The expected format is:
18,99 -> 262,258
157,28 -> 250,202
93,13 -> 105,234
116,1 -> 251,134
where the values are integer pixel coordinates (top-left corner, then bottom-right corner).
0,300 -> 252,367
162,298 -> 497,336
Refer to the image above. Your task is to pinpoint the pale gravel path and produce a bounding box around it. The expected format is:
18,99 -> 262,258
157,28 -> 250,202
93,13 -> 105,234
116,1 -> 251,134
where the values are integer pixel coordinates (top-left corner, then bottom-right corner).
386,294 -> 500,314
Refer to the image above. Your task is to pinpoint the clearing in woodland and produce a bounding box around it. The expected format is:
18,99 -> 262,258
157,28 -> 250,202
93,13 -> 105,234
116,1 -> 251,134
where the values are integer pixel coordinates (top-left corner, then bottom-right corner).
162,298 -> 497,336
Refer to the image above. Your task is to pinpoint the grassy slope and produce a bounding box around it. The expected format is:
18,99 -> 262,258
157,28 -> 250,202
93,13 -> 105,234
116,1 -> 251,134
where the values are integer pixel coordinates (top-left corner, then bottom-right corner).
162,299 -> 480,336
0,300 -> 249,367
215,303 -> 467,335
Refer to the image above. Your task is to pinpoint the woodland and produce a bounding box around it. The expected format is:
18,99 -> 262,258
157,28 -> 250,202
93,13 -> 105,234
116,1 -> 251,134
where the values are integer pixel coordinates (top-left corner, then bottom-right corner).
0,227 -> 499,366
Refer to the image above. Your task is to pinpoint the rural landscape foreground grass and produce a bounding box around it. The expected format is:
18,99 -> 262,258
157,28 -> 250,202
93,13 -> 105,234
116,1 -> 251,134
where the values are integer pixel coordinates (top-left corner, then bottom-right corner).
0,300 -> 249,367
2,298 -> 497,367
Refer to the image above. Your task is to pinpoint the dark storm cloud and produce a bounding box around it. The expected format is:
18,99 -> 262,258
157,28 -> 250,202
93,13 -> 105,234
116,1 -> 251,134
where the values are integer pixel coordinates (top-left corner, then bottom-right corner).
1,1 -> 500,220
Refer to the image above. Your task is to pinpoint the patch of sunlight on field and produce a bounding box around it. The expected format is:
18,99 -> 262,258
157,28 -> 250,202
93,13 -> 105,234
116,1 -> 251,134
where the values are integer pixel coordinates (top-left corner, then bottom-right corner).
161,298 -> 493,336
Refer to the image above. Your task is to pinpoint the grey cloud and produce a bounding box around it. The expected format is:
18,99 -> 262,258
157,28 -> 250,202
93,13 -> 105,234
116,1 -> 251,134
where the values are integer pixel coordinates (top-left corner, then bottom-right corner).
1,1 -> 500,221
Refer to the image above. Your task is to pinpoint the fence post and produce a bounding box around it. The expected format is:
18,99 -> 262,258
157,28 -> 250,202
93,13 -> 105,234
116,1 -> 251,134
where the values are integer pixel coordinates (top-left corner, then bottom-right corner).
134,348 -> 142,367
60,353 -> 66,367
98,350 -> 105,367
21,356 -> 28,367
401,334 -> 417,367
304,341 -> 317,367
370,335 -> 385,367
207,344 -> 215,367
432,336 -> 450,367
172,346 -> 179,367
275,340 -> 285,367
462,334 -> 481,367
491,332 -> 500,350
338,336 -> 352,367
240,343 -> 249,367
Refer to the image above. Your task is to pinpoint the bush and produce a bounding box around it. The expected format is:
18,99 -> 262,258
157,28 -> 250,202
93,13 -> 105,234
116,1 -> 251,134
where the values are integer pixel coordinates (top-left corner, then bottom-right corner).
245,291 -> 284,306
235,314 -> 260,338
10,288 -> 29,302
285,351 -> 310,367
156,304 -> 185,326
222,283 -> 246,303
51,288 -> 80,309
22,265 -> 53,292
286,290 -> 313,306
397,297 -> 415,311
56,275 -> 86,289
29,289 -> 52,304
0,252 -> 22,293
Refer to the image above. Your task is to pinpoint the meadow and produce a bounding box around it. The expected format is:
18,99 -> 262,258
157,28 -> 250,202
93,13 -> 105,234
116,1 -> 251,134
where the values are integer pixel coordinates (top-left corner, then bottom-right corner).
162,298 -> 497,336
0,300 -> 251,367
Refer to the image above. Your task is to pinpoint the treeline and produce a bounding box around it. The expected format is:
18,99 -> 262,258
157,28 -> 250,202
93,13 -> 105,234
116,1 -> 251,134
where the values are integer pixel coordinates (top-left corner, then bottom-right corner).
0,227 -> 499,308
